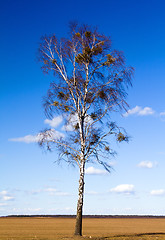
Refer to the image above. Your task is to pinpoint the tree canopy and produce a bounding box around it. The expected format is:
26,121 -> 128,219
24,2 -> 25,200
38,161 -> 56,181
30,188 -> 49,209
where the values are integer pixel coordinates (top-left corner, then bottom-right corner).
38,23 -> 134,235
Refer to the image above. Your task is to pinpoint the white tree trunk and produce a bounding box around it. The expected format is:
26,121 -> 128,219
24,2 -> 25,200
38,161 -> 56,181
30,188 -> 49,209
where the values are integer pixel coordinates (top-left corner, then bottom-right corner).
74,161 -> 85,235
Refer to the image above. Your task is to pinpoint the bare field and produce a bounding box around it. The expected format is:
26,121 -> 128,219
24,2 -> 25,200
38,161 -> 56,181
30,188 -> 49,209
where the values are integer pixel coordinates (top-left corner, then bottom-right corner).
0,217 -> 165,240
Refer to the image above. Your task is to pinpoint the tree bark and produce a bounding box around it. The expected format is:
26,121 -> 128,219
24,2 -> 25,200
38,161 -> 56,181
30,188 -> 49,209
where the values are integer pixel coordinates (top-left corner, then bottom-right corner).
74,162 -> 85,236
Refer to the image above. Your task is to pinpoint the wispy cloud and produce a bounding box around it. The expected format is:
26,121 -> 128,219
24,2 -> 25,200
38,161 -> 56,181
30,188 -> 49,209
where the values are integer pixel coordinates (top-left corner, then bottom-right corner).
0,191 -> 7,195
0,203 -> 7,206
85,191 -> 99,195
85,167 -> 107,175
62,114 -> 93,132
9,114 -> 65,144
62,123 -> 75,132
123,106 -> 155,117
137,161 -> 158,169
25,187 -> 70,196
9,134 -> 41,143
26,189 -> 42,195
12,207 -> 42,214
44,116 -> 63,128
44,187 -> 57,195
44,187 -> 70,196
158,152 -> 165,155
150,189 -> 165,196
3,196 -> 14,201
160,111 -> 165,121
9,129 -> 64,143
160,112 -> 165,116
62,114 -> 78,131
110,184 -> 135,195
109,161 -> 117,167
55,192 -> 70,196
0,190 -> 14,201
138,107 -> 155,116
9,112 -> 92,144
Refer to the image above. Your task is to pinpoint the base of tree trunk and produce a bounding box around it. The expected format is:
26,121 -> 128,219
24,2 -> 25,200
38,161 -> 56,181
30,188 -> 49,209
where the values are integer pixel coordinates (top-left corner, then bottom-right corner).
74,210 -> 82,236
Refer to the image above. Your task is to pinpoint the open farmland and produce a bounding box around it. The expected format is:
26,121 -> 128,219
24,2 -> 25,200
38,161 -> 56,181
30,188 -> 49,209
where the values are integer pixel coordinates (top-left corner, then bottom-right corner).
0,217 -> 165,240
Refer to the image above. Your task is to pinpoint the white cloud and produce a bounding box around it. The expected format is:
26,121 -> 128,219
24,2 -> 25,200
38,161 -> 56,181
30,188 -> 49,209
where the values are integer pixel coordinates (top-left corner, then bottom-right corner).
0,191 -> 8,196
9,134 -> 41,143
62,114 -> 78,132
24,187 -> 70,197
158,152 -> 165,155
84,115 -> 93,125
160,112 -> 165,121
8,206 -> 74,215
55,192 -> 70,196
9,129 -> 64,143
44,116 -> 63,128
138,107 -> 155,116
150,189 -> 165,196
0,203 -> 7,206
27,189 -> 42,195
3,196 -> 14,201
44,188 -> 70,196
62,114 -> 93,132
0,191 -> 14,201
9,114 -> 65,144
110,184 -> 135,195
123,106 -> 141,117
85,191 -> 98,195
40,129 -> 65,140
45,188 -> 57,193
12,207 -> 42,213
137,161 -> 158,169
123,106 -> 155,117
62,123 -> 75,132
109,161 -> 117,167
85,167 -> 107,175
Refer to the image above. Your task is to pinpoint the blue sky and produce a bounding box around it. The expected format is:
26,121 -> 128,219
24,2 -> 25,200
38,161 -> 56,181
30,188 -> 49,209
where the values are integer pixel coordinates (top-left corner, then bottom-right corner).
1,0 -> 165,216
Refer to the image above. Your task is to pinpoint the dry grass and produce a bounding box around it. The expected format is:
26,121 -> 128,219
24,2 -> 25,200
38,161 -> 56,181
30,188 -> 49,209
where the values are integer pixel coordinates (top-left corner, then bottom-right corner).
0,217 -> 165,240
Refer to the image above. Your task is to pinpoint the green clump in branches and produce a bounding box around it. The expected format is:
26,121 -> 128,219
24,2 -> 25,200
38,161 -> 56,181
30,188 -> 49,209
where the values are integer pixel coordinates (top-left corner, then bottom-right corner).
74,138 -> 79,143
57,91 -> 65,99
90,113 -> 97,120
107,54 -> 116,64
85,31 -> 92,38
57,91 -> 69,101
117,132 -> 126,142
103,54 -> 116,66
64,150 -> 70,155
75,32 -> 81,38
75,52 -> 92,64
90,133 -> 99,145
105,146 -> 110,152
52,59 -> 57,64
83,46 -> 92,55
64,106 -> 69,112
86,92 -> 94,103
98,90 -> 107,100
92,45 -> 103,55
74,123 -> 79,130
53,101 -> 59,106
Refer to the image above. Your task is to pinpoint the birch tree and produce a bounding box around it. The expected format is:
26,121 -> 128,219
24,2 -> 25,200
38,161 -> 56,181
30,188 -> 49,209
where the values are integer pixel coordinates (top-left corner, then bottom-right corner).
38,23 -> 134,236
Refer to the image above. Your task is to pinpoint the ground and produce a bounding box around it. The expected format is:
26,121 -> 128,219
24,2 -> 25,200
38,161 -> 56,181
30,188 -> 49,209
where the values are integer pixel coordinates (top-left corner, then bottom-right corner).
0,217 -> 165,239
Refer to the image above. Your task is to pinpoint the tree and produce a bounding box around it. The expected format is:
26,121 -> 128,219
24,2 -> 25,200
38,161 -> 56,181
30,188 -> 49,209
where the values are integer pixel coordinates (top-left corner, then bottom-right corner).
38,23 -> 134,236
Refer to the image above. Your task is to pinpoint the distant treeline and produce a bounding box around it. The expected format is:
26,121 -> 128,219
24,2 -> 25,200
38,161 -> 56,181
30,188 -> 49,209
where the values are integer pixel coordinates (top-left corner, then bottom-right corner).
2,215 -> 165,218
